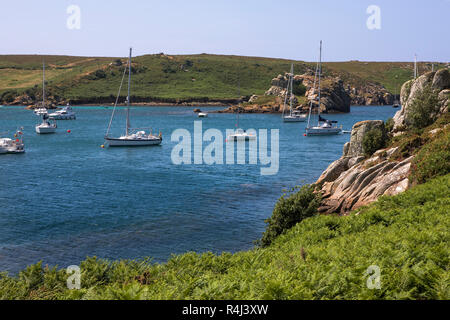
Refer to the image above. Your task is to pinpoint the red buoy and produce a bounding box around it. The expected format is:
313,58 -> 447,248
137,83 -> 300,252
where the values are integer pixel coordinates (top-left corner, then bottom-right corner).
67,130 -> 71,133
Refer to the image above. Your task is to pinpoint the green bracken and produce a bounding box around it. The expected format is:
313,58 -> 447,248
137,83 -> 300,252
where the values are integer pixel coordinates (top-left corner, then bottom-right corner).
0,173 -> 448,300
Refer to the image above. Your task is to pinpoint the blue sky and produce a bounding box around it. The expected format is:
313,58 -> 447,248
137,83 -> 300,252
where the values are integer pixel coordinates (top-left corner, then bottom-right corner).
1,0 -> 449,61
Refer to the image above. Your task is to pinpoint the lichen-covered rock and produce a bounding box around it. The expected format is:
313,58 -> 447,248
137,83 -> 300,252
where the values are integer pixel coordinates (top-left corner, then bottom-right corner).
432,69 -> 450,91
346,120 -> 385,157
317,154 -> 413,215
347,83 -> 394,106
316,117 -> 411,214
393,70 -> 450,130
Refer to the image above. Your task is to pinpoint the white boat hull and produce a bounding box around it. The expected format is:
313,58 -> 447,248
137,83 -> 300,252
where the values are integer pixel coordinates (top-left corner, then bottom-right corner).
227,134 -> 257,141
49,114 -> 76,120
36,125 -> 56,134
0,145 -> 25,154
283,116 -> 306,122
105,137 -> 162,147
306,127 -> 342,136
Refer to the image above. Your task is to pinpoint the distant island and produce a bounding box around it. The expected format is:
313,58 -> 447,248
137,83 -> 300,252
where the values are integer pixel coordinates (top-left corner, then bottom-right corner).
0,53 -> 446,108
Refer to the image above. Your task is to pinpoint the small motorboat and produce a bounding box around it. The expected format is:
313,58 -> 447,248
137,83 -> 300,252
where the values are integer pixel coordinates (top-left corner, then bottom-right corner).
227,129 -> 256,141
49,103 -> 76,120
198,112 -> 208,118
0,130 -> 25,154
34,107 -> 48,116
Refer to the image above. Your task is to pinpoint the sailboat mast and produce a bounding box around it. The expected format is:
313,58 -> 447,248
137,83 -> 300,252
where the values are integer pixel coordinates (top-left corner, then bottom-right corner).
237,76 -> 240,129
317,40 -> 322,125
289,63 -> 294,116
42,60 -> 45,107
414,54 -> 417,79
126,48 -> 132,136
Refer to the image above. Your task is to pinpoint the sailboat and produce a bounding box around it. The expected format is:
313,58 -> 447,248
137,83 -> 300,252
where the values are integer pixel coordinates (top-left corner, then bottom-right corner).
36,61 -> 57,134
104,48 -> 162,147
392,76 -> 400,108
305,41 -> 342,136
227,78 -> 256,141
282,64 -> 306,122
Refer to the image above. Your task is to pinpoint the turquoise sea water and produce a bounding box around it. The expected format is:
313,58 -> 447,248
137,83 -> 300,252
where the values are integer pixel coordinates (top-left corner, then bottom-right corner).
0,105 -> 397,273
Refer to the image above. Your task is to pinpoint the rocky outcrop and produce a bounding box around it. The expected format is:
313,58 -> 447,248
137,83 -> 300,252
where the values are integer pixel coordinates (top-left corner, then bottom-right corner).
393,69 -> 450,130
346,83 -> 394,106
316,120 -> 411,215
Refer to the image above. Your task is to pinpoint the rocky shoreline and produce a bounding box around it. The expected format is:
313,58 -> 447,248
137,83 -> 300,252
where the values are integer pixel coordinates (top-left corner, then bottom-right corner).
315,68 -> 449,215
216,71 -> 398,114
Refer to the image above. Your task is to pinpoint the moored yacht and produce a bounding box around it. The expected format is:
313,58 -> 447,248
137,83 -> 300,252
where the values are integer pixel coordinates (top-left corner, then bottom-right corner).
104,48 -> 162,147
34,107 -> 48,116
227,128 -> 256,141
36,114 -> 57,134
49,103 -> 76,120
0,129 -> 25,154
282,64 -> 307,122
305,41 -> 342,136
35,60 -> 57,134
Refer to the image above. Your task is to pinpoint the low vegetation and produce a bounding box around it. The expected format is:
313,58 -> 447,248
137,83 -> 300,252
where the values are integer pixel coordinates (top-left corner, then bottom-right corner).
0,173 -> 448,300
407,85 -> 440,129
0,54 -> 444,104
362,127 -> 387,157
410,126 -> 450,184
258,185 -> 321,247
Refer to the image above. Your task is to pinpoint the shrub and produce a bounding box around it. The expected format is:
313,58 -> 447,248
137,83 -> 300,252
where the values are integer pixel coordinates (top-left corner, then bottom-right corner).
411,128 -> 450,184
259,185 -> 321,247
362,127 -> 387,157
293,82 -> 307,96
94,69 -> 107,79
385,118 -> 394,133
1,90 -> 18,103
407,85 -> 440,129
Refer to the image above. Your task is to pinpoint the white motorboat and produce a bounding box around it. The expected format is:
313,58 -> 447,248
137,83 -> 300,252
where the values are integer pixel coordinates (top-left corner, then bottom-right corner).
198,112 -> 208,118
282,64 -> 307,122
305,41 -> 342,136
0,130 -> 25,154
34,108 -> 48,116
105,48 -> 162,147
49,104 -> 76,120
227,128 -> 256,141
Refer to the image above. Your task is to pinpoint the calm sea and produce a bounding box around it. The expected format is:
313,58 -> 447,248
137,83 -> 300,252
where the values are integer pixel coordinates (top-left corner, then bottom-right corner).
0,105 -> 397,273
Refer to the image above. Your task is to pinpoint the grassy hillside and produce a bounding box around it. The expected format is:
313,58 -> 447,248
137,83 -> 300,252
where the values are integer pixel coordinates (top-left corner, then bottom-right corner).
0,173 -> 448,300
0,54 -> 445,103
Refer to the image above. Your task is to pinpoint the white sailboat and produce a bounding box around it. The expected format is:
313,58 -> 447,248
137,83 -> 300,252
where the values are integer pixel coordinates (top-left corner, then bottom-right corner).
305,41 -> 342,136
227,79 -> 256,141
105,48 -> 162,147
36,61 -> 57,134
282,63 -> 306,122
